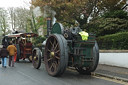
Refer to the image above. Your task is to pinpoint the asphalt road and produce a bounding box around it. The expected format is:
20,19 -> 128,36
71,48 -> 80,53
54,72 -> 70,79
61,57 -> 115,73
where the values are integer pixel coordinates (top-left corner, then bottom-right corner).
0,60 -> 125,85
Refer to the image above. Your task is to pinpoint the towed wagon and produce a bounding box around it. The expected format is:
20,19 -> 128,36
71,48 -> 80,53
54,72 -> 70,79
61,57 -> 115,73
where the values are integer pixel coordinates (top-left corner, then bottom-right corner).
2,33 -> 38,62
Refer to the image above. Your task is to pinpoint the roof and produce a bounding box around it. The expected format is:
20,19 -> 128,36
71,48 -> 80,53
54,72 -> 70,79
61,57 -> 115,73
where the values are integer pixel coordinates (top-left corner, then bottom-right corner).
6,33 -> 38,38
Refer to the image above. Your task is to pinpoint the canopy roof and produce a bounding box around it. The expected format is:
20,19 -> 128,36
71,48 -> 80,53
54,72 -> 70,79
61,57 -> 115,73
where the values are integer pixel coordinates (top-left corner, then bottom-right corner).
6,33 -> 38,38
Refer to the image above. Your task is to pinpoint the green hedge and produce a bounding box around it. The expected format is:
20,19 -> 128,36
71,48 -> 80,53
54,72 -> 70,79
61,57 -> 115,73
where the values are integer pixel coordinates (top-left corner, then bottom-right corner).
97,32 -> 128,50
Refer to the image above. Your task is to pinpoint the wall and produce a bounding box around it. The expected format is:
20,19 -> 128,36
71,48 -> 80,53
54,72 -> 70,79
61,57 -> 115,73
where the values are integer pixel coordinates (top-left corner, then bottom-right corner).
99,50 -> 128,68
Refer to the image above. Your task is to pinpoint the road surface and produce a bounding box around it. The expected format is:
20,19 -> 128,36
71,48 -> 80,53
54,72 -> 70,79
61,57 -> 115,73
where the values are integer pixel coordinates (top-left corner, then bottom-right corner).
0,60 -> 126,85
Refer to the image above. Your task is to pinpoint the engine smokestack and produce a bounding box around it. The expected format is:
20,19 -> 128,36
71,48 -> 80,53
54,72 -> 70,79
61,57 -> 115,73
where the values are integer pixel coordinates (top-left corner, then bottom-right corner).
47,17 -> 51,37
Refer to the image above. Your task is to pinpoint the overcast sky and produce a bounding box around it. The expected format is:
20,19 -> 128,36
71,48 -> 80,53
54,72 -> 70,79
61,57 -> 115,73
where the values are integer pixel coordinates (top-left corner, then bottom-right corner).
0,0 -> 31,8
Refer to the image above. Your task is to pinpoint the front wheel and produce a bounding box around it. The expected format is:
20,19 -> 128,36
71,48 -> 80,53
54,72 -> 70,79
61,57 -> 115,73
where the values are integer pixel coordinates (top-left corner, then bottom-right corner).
32,48 -> 42,69
44,34 -> 68,76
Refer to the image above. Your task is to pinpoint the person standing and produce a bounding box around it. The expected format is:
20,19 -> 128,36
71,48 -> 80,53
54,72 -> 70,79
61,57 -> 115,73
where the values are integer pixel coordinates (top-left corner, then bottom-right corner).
7,41 -> 17,67
0,45 -> 8,68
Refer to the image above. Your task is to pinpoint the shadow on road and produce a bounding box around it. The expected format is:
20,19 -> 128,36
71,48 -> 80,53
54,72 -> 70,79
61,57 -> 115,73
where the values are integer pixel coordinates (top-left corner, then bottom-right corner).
60,69 -> 94,80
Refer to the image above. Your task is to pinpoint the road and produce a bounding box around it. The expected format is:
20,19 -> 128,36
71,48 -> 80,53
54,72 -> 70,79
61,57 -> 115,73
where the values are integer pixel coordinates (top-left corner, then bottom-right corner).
0,60 -> 125,85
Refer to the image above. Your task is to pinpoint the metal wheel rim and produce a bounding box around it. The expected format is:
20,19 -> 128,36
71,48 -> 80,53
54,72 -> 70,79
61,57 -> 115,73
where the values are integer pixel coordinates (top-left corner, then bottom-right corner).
45,35 -> 61,75
32,50 -> 39,68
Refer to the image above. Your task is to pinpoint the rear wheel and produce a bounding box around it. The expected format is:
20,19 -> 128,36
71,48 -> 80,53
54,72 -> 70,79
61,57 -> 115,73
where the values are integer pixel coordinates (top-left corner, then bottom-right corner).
76,41 -> 99,75
44,34 -> 68,76
32,48 -> 41,69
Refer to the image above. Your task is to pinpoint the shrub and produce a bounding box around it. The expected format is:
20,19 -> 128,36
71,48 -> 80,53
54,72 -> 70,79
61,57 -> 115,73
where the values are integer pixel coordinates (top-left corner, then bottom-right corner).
97,32 -> 128,50
33,36 -> 46,47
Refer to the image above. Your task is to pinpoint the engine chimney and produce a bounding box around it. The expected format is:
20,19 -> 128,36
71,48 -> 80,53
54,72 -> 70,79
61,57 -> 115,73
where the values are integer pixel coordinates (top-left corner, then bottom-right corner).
47,17 -> 51,37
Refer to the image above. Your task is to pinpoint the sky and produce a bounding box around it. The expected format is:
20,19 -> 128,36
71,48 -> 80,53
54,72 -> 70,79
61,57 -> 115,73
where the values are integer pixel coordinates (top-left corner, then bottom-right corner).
0,0 -> 31,9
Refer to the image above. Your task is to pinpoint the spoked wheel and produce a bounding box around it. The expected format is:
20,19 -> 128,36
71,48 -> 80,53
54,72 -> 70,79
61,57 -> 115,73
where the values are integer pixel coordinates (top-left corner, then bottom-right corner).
76,41 -> 99,75
44,34 -> 68,76
32,48 -> 41,69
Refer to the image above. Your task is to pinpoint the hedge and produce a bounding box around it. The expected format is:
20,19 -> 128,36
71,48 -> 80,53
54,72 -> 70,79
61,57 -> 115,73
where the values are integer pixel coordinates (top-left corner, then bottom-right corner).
97,32 -> 128,50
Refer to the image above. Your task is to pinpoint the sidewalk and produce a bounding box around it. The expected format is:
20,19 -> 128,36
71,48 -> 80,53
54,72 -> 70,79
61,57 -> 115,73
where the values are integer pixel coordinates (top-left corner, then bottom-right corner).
95,64 -> 128,82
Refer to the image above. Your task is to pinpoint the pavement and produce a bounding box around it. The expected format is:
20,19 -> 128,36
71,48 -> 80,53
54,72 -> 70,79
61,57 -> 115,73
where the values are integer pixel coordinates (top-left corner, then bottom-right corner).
95,64 -> 128,82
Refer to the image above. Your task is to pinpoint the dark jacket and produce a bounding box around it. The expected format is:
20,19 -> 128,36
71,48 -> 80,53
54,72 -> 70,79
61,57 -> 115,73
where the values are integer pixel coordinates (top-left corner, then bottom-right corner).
0,48 -> 8,58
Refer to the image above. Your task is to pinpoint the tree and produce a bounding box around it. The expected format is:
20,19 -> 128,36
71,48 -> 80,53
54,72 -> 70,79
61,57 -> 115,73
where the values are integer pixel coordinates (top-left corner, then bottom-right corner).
31,0 -> 126,29
97,0 -> 126,12
31,0 -> 99,29
8,8 -> 15,31
8,7 -> 32,32
86,17 -> 128,36
0,8 -> 9,35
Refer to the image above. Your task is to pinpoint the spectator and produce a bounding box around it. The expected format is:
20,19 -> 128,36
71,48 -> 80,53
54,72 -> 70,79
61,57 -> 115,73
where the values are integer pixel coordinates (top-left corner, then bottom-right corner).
0,45 -> 8,68
7,41 -> 17,67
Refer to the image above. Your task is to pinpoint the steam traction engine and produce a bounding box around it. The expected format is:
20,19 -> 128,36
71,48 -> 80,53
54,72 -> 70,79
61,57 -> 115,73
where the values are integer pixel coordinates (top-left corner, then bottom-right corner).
32,20 -> 99,77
